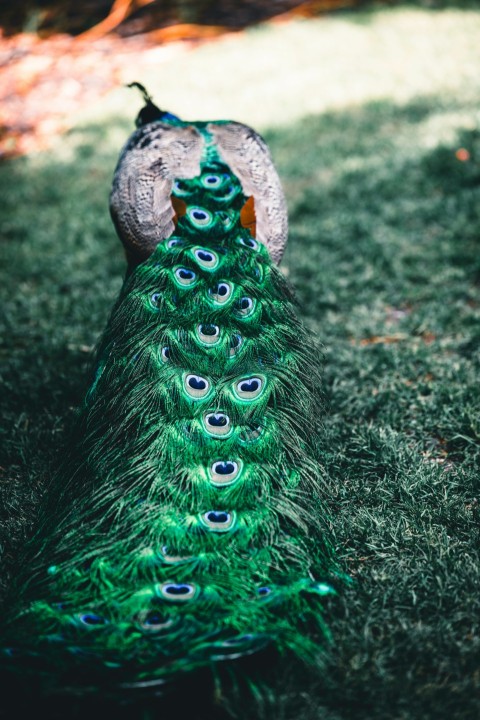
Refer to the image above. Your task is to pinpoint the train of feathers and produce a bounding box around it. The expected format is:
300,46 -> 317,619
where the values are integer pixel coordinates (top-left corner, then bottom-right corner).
0,85 -> 343,705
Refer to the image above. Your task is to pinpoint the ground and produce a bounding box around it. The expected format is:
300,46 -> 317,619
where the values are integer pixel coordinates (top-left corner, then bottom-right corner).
0,4 -> 479,719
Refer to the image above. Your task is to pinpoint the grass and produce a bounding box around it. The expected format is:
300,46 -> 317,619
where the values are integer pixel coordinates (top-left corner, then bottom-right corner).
1,4 -> 479,719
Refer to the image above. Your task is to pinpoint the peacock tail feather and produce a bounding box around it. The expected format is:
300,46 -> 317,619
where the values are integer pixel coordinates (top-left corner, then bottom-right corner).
0,89 -> 342,700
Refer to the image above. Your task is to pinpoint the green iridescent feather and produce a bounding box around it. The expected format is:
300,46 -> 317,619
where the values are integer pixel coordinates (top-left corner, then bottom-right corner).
1,93 -> 342,698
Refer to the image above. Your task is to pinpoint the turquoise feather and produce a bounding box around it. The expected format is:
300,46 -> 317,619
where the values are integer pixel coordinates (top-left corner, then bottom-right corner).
0,90 -> 341,699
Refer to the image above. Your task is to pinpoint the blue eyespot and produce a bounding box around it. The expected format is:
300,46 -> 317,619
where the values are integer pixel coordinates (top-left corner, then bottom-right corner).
161,346 -> 170,362
202,174 -> 222,188
174,267 -> 197,287
188,376 -> 206,390
3,647 -> 22,658
214,461 -> 236,475
185,373 -> 210,399
158,582 -> 197,601
258,587 -> 271,597
197,250 -> 214,262
79,613 -> 107,626
165,585 -> 190,596
208,414 -> 227,427
207,511 -> 229,523
193,247 -> 218,270
220,185 -> 237,201
142,612 -> 171,628
178,269 -> 194,280
197,323 -> 220,345
204,412 -> 231,437
167,237 -> 184,249
239,236 -> 258,250
173,180 -> 189,195
209,281 -> 232,305
187,207 -> 213,227
210,459 -> 241,486
150,292 -> 161,308
200,324 -> 218,337
201,510 -> 235,531
235,297 -> 255,317
229,333 -> 243,357
253,263 -> 263,280
234,376 -> 264,401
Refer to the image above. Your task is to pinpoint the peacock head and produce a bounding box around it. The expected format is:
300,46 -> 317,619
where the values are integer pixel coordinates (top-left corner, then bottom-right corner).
128,82 -> 180,127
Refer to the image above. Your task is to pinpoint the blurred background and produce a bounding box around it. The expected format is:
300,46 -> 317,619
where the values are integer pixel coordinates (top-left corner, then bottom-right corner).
1,2 -> 479,719
1,0 -> 479,157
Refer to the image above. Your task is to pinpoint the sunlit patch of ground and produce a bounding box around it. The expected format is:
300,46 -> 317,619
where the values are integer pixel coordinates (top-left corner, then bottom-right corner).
2,6 -> 480,156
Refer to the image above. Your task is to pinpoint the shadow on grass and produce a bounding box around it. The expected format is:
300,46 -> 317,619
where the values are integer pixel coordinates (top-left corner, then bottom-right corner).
0,118 -> 129,596
0,94 -> 479,719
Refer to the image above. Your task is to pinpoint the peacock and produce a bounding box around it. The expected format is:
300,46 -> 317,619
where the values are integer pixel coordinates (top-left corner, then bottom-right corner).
0,85 -> 342,710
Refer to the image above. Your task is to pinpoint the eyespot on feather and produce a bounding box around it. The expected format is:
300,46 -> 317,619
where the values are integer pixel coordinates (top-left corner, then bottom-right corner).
209,460 -> 242,486
184,373 -> 211,400
257,586 -> 271,597
233,376 -> 265,401
187,207 -> 214,229
173,267 -> 197,288
203,412 -> 232,437
156,582 -> 198,602
172,180 -> 191,196
218,184 -> 238,202
193,247 -> 219,270
209,281 -> 232,305
150,292 -> 162,308
200,510 -> 235,532
253,262 -> 264,281
200,174 -> 223,189
234,297 -> 256,318
166,237 -> 184,249
78,613 -> 108,627
229,333 -> 243,357
238,235 -> 258,251
197,323 -> 221,345
138,612 -> 174,631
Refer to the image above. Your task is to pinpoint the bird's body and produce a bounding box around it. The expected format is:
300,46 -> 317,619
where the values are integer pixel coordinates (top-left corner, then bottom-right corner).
1,95 -> 340,700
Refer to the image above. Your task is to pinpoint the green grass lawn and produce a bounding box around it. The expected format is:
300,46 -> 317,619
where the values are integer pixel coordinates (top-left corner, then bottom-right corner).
1,5 -> 479,719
